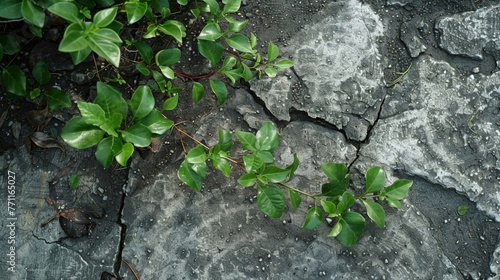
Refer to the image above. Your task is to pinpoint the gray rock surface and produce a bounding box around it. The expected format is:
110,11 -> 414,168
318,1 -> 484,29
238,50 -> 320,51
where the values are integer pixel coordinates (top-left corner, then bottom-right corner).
3,0 -> 500,279
437,5 -> 500,60
251,0 -> 385,141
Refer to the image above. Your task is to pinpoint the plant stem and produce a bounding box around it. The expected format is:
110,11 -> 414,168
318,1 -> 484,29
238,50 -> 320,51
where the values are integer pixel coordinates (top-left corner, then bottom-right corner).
277,182 -> 316,199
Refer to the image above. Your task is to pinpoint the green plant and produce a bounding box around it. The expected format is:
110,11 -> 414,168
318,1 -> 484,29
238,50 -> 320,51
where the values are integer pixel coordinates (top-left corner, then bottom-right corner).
61,82 -> 174,168
177,121 -> 413,246
1,60 -> 71,110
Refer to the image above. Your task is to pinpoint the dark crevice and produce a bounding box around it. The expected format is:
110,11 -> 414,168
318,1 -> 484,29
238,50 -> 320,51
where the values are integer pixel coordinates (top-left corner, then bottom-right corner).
32,232 -> 64,245
113,190 -> 128,275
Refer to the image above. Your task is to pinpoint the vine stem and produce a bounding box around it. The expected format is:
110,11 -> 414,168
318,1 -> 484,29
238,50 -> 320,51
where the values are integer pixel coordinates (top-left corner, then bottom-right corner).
277,182 -> 316,199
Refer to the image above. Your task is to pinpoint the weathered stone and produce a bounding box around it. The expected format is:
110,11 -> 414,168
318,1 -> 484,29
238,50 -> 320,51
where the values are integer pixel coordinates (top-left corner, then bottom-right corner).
251,0 -> 385,141
401,17 -> 428,58
362,55 -> 500,222
0,147 -> 120,279
436,5 -> 500,60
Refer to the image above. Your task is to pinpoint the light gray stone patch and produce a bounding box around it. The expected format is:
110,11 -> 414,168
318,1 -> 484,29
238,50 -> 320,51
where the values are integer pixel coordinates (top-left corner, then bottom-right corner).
251,0 -> 385,141
361,55 -> 500,222
436,5 -> 500,60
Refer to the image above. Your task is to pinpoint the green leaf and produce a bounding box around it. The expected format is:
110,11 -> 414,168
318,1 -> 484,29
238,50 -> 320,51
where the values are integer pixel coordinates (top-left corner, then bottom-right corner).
289,189 -> 301,210
242,154 -> 263,173
87,35 -> 121,67
45,88 -> 71,110
198,22 -> 222,41
77,101 -> 107,126
69,174 -> 79,190
255,121 -> 279,152
241,63 -> 253,82
218,129 -> 233,151
192,82 -> 205,104
362,200 -> 385,228
225,17 -> 248,32
139,109 -> 173,135
48,2 -> 81,23
336,191 -> 355,214
32,61 -> 50,85
236,131 -> 257,151
255,150 -> 273,163
328,221 -> 342,237
238,173 -> 256,187
178,160 -> 203,191
29,88 -> 40,99
159,66 -> 175,79
186,145 -> 207,164
337,212 -> 365,247
29,25 -> 42,37
457,205 -> 469,216
163,95 -> 178,111
209,79 -> 228,105
1,65 -> 26,96
380,179 -> 413,201
95,82 -> 128,118
321,162 -> 349,188
211,155 -> 231,177
225,33 -> 253,53
285,153 -> 300,180
158,20 -> 186,44
61,116 -> 105,149
0,34 -> 20,55
124,1 -> 147,24
321,200 -> 336,215
0,0 -> 22,19
267,41 -> 279,62
264,67 -> 277,77
365,166 -> 385,194
93,7 -> 117,27
222,0 -> 240,14
95,136 -> 123,168
257,185 -> 285,218
203,0 -> 220,15
21,0 -> 45,27
92,28 -> 122,43
386,198 -> 401,208
59,30 -> 88,52
250,32 -> 257,48
303,206 -> 323,230
120,124 -> 152,147
177,0 -> 188,5
155,48 -> 181,66
114,142 -> 133,166
133,41 -> 153,64
136,63 -> 150,76
198,39 -> 223,65
70,46 -> 92,65
275,59 -> 294,68
262,165 -> 289,183
128,85 -> 154,119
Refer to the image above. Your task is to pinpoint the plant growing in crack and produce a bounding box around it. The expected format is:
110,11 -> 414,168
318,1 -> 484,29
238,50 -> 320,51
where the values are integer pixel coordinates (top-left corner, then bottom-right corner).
176,121 -> 413,246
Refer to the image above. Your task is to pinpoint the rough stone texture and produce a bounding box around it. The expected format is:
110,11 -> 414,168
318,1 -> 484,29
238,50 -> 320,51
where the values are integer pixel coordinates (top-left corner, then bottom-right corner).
0,147 -> 121,280
121,90 -> 474,279
361,55 -> 500,222
251,0 -> 385,141
401,16 -> 428,58
437,5 -> 500,60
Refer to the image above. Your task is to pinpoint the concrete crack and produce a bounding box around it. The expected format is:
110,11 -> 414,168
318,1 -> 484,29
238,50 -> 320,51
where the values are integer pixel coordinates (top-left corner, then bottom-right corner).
113,189 -> 128,275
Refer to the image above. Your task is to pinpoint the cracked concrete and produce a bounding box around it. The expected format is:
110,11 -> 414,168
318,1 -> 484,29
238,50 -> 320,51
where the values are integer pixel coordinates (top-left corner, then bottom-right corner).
2,0 -> 500,279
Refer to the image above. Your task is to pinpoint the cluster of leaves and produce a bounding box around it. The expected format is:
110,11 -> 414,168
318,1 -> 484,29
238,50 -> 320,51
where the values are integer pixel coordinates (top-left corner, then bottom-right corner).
1,59 -> 71,110
61,82 -> 174,167
1,0 -> 293,167
178,121 -> 413,246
